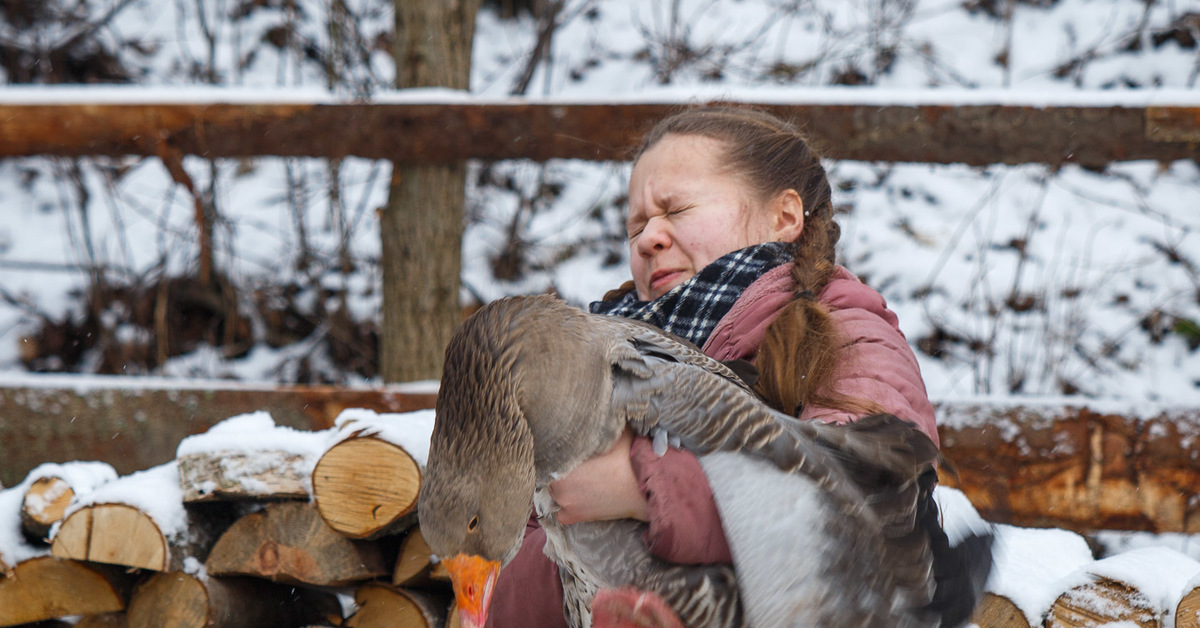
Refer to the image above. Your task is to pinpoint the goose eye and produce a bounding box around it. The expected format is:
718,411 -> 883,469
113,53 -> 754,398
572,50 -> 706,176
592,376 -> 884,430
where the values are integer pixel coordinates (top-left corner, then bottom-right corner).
467,515 -> 480,533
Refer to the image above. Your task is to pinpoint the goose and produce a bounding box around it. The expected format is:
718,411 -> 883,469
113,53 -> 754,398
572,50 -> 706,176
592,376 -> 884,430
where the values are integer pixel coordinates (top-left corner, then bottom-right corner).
417,294 -> 990,628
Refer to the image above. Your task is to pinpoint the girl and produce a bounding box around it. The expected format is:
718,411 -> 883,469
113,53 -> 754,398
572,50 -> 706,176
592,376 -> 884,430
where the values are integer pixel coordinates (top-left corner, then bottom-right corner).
488,105 -> 941,627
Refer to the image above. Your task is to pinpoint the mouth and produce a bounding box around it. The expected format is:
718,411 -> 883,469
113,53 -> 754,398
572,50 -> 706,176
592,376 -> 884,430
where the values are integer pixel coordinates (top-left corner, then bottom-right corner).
649,269 -> 685,295
443,553 -> 502,628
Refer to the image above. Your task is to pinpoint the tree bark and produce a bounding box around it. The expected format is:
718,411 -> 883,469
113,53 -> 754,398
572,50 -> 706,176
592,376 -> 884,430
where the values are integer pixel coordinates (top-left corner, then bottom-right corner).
381,0 -> 481,382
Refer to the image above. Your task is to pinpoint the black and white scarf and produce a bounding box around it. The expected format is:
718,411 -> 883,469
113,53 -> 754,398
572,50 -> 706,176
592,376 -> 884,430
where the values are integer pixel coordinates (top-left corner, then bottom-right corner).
589,242 -> 794,348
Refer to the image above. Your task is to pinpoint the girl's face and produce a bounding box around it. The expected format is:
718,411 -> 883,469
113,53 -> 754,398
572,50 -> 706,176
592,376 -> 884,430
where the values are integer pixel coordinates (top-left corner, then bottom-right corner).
627,134 -> 801,301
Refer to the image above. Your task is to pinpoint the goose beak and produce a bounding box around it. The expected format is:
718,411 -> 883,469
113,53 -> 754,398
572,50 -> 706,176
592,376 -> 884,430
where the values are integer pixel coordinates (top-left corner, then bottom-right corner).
443,553 -> 502,628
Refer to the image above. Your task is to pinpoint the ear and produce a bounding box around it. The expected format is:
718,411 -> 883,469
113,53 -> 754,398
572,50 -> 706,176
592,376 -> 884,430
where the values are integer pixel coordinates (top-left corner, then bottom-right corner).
769,189 -> 805,242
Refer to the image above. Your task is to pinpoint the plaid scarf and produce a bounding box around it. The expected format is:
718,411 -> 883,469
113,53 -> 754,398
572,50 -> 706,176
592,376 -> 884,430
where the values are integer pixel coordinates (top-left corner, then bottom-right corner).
589,242 -> 794,348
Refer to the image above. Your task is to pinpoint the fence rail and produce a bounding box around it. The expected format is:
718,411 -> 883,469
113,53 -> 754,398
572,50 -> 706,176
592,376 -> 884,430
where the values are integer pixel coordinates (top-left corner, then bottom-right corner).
1,90 -> 1198,167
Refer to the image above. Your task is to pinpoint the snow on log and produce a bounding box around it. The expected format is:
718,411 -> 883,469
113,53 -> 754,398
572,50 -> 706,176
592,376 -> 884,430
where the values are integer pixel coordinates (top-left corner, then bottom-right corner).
392,527 -> 449,587
19,462 -> 117,542
1045,547 -> 1200,628
936,402 -> 1200,534
343,583 -> 447,628
972,524 -> 1095,627
50,463 -> 221,571
126,570 -> 342,628
205,500 -> 388,586
176,411 -> 329,502
0,556 -> 128,626
1,462 -> 118,575
311,409 -> 434,539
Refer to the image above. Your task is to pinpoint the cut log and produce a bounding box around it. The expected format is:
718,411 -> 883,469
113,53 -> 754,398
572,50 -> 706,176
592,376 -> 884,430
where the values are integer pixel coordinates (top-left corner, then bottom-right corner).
343,584 -> 447,628
175,411 -> 330,503
1179,584 -> 1200,628
205,500 -> 387,586
52,504 -> 170,571
312,436 -> 422,538
75,612 -> 129,628
970,592 -> 1032,628
51,501 -> 231,572
20,476 -> 75,542
126,571 -> 342,628
1046,577 -> 1158,627
177,452 -> 312,503
393,527 -> 450,587
0,556 -> 127,626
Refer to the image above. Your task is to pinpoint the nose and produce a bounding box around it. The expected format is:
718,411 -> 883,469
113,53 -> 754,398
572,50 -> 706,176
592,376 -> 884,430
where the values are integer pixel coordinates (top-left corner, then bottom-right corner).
635,215 -> 671,257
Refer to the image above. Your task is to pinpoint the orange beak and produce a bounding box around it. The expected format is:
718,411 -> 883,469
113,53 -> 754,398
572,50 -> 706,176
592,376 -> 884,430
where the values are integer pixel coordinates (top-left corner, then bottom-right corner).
442,553 -> 502,628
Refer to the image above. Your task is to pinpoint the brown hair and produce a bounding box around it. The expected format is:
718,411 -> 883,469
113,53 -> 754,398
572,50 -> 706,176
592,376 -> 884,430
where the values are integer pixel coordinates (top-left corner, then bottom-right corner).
614,104 -> 880,417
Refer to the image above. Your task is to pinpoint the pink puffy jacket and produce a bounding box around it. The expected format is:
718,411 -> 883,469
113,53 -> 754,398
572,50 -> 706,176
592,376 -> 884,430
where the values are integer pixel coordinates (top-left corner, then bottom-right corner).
486,265 -> 937,627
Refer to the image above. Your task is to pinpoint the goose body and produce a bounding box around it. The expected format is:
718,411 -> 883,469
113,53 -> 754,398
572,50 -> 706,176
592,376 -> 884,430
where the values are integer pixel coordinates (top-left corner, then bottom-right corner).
418,294 -> 989,628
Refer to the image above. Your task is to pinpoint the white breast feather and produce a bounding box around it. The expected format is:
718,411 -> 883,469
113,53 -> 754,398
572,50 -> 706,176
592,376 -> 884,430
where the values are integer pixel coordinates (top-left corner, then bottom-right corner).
700,452 -> 831,628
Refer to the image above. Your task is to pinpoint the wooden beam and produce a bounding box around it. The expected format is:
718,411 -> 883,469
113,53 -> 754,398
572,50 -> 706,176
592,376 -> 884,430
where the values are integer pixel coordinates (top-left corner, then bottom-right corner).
937,402 -> 1200,535
0,376 -> 436,487
0,98 -> 1197,167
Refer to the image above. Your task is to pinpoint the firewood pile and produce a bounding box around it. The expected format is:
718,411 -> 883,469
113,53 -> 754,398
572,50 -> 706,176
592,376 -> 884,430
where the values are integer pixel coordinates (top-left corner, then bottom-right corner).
1,408 -> 1198,628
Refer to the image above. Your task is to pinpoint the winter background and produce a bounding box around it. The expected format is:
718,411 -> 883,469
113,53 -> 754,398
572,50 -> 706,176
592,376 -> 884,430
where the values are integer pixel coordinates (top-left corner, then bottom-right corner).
1,0 -> 1200,621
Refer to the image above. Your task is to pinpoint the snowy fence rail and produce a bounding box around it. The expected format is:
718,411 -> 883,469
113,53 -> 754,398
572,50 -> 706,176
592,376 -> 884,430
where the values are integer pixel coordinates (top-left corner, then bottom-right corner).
1,89 -> 1199,167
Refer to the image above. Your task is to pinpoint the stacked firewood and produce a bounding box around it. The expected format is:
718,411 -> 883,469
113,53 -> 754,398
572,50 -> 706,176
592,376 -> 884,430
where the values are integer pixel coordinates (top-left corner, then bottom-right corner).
0,409 -> 462,628
2,408 -> 1200,628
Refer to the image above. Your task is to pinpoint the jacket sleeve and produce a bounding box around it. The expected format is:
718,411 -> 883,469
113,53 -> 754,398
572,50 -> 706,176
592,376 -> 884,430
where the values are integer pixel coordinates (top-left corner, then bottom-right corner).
487,517 -> 567,628
798,308 -> 940,447
628,436 -> 733,565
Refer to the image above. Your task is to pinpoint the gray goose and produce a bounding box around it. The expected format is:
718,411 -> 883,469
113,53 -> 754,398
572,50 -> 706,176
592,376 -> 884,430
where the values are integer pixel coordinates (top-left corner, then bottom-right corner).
418,294 -> 989,628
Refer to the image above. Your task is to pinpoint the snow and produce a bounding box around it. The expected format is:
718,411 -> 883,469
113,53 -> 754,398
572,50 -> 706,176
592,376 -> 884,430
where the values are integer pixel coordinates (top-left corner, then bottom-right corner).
5,83 -> 1200,107
988,524 -> 1096,625
330,408 -> 436,468
56,462 -> 188,541
176,410 -> 328,459
1058,546 -> 1200,622
0,461 -> 117,567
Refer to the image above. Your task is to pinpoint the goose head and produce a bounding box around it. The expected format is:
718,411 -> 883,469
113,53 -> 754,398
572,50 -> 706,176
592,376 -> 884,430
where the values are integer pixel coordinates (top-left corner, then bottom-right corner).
420,295 -> 632,627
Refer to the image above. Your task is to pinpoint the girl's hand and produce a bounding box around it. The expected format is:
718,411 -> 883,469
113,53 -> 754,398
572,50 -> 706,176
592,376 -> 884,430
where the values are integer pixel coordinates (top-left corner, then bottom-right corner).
549,428 -> 650,524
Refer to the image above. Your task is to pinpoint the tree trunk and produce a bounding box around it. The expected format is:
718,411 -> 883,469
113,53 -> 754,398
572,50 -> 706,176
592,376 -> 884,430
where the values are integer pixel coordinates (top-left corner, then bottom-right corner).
381,0 -> 481,382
